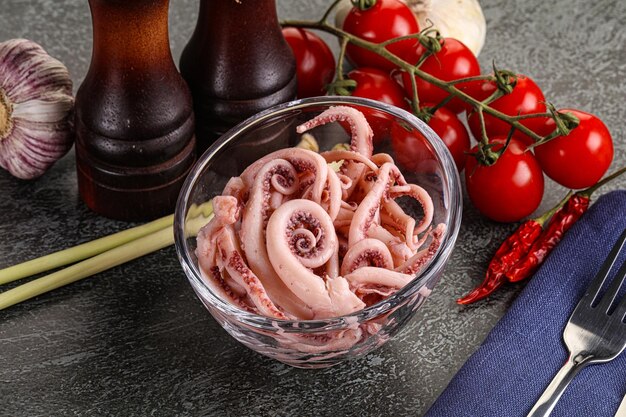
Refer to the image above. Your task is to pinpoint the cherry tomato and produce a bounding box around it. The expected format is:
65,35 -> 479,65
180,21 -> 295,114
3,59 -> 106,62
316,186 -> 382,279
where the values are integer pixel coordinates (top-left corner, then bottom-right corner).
343,0 -> 419,71
425,106 -> 471,171
466,75 -> 548,145
465,138 -> 545,222
390,122 -> 439,174
391,105 -> 470,172
347,67 -> 410,142
348,67 -> 408,109
534,109 -> 613,189
399,38 -> 480,114
282,27 -> 335,98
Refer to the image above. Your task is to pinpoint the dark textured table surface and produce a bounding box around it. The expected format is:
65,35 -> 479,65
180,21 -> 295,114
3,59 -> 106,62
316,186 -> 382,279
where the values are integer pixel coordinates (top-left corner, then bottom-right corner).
1,1 -> 625,416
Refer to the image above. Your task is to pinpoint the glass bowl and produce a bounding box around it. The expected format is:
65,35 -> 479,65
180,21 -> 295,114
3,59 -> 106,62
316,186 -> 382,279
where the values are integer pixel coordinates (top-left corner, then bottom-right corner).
174,96 -> 462,368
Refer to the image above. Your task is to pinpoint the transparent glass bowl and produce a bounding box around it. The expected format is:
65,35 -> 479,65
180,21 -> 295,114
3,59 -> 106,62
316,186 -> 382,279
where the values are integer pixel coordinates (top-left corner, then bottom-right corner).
174,96 -> 462,368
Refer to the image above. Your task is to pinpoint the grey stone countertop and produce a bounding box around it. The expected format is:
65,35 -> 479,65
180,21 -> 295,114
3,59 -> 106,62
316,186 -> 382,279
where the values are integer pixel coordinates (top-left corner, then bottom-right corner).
1,0 -> 625,416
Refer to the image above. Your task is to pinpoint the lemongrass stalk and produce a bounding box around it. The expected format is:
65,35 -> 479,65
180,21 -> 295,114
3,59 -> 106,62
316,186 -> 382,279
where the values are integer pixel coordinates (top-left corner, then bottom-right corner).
0,214 -> 174,285
0,206 -> 214,310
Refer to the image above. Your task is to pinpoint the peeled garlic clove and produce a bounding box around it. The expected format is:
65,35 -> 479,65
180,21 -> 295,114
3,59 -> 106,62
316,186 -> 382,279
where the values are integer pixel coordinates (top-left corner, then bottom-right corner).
0,39 -> 74,180
335,0 -> 486,57
403,0 -> 486,56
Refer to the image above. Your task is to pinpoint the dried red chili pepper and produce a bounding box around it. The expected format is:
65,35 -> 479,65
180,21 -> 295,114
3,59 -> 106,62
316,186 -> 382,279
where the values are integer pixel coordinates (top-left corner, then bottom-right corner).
458,162 -> 625,306
505,194 -> 590,282
505,166 -> 626,282
456,219 -> 543,305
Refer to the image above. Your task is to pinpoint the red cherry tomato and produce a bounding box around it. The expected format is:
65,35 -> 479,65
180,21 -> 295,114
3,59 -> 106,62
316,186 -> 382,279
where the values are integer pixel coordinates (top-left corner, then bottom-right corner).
391,105 -> 470,172
348,67 -> 408,109
347,67 -> 410,142
466,75 -> 548,144
465,138 -> 545,222
343,0 -> 419,71
534,109 -> 613,189
399,38 -> 480,114
390,122 -> 439,174
425,106 -> 471,171
282,27 -> 335,98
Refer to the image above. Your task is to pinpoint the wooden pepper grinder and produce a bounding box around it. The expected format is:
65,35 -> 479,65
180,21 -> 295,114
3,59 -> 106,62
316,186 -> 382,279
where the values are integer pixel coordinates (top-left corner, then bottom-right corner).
180,0 -> 297,151
75,0 -> 196,221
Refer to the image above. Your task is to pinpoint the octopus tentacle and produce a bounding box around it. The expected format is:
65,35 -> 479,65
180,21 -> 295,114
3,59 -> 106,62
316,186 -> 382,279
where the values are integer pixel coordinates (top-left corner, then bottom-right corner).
348,162 -> 404,247
196,107 -> 446,322
296,106 -> 373,158
384,184 -> 434,249
217,226 -> 288,319
325,276 -> 366,316
240,160 -> 314,319
320,150 -> 379,172
223,177 -> 247,203
396,223 -> 446,275
366,225 -> 414,268
340,238 -> 394,276
324,165 -> 342,222
212,195 -> 240,226
371,153 -> 395,166
200,265 -> 256,314
344,267 -> 415,297
266,199 -> 337,318
240,148 -> 327,204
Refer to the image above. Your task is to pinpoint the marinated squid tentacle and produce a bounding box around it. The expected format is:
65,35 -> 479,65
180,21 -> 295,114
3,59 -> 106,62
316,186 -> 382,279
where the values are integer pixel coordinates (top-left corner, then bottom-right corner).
370,153 -> 395,166
396,223 -> 447,275
196,202 -> 252,313
324,165 -> 342,222
200,264 -> 255,314
384,183 -> 435,250
216,226 -> 288,319
265,199 -> 335,314
298,105 -> 373,200
320,150 -> 379,172
366,224 -> 415,267
239,148 -> 328,204
240,159 -> 314,319
321,149 -> 379,200
334,202 -> 355,228
266,199 -> 364,318
344,267 -> 415,297
296,106 -> 374,158
196,195 -> 240,273
223,177 -> 247,203
325,244 -> 340,279
348,162 -> 405,247
196,106 -> 447,321
340,238 -> 395,276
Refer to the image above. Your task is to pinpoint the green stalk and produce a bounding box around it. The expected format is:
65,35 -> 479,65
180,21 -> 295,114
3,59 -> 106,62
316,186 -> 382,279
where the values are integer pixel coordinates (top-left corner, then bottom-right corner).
0,214 -> 174,285
0,205 -> 213,310
281,18 -> 546,143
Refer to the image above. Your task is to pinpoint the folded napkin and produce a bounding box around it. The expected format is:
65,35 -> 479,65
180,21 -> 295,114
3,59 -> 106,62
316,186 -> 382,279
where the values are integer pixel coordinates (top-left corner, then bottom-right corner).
425,190 -> 626,417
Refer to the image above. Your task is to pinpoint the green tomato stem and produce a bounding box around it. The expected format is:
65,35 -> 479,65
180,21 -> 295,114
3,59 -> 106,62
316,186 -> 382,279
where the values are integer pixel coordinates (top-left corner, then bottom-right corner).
280,18 -> 545,144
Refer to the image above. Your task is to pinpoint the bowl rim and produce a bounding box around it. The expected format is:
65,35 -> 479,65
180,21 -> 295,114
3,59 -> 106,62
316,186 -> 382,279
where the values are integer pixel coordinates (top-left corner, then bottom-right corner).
174,96 -> 462,331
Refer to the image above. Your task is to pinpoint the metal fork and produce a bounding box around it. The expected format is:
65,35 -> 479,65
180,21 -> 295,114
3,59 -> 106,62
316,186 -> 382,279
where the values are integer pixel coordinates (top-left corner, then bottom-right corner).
527,228 -> 626,417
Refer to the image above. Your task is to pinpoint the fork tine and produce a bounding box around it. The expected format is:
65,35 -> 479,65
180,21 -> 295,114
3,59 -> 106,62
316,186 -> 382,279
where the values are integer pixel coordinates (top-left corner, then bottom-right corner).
583,228 -> 626,307
596,255 -> 626,314
616,290 -> 626,322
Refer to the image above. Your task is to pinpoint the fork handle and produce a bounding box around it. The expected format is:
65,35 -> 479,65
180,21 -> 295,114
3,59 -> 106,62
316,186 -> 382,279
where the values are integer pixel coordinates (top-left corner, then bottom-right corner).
526,354 -> 591,417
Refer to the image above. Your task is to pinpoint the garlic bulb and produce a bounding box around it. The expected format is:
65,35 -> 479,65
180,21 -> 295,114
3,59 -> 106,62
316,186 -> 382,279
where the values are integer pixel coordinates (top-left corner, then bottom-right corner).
404,0 -> 486,56
0,39 -> 74,180
335,0 -> 486,56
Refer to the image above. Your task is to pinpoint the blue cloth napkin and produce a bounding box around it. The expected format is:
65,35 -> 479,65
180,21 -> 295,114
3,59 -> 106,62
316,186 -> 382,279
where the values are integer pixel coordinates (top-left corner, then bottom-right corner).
425,190 -> 626,417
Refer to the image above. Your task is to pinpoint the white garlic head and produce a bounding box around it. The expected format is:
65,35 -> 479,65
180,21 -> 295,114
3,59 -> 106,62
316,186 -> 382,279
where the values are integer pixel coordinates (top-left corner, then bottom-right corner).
0,39 -> 74,180
404,0 -> 486,56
